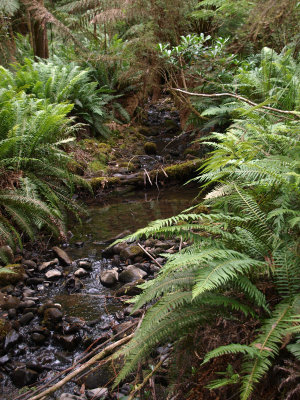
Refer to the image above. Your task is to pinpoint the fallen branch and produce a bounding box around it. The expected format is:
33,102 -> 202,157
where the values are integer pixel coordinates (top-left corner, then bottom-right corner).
28,334 -> 134,400
172,88 -> 300,118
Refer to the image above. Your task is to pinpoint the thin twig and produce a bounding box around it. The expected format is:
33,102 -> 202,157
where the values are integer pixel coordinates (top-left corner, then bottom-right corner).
137,243 -> 163,269
128,355 -> 169,400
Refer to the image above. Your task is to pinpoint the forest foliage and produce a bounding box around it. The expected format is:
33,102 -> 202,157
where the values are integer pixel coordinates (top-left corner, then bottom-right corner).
0,0 -> 299,398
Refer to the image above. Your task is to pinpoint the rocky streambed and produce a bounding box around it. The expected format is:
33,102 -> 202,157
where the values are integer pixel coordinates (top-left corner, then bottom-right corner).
0,188 -> 197,400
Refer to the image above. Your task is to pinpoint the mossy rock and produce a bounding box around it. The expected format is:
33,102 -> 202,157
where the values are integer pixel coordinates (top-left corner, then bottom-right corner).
0,318 -> 11,340
144,142 -> 157,155
0,264 -> 26,287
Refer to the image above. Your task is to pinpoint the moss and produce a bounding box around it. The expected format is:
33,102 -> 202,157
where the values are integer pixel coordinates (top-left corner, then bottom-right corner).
144,142 -> 157,155
0,318 -> 11,340
67,160 -> 85,175
88,160 -> 107,173
162,159 -> 203,180
0,264 -> 25,287
80,139 -> 111,158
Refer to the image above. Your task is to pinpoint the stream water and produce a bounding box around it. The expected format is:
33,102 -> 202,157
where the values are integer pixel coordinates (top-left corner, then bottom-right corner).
54,187 -> 199,321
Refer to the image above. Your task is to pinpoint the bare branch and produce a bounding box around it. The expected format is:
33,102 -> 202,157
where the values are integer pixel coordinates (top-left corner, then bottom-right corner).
172,88 -> 300,118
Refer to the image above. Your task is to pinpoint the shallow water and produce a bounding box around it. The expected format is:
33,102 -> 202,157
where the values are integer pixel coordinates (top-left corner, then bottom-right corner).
68,187 -> 199,259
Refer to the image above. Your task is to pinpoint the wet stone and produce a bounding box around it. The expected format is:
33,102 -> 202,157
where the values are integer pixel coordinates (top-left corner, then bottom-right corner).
100,270 -> 118,287
74,268 -> 89,277
39,258 -> 58,271
86,388 -> 108,400
10,365 -> 39,387
4,330 -> 20,350
22,260 -> 37,269
54,334 -> 80,351
59,394 -> 85,400
0,354 -> 10,365
31,332 -> 46,344
43,307 -> 63,328
19,312 -> 34,325
115,280 -> 144,296
45,268 -> 62,280
118,265 -> 147,283
78,260 -> 92,270
52,246 -> 72,266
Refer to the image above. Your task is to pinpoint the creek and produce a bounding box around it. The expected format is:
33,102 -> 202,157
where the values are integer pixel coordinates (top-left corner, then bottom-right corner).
1,186 -> 198,399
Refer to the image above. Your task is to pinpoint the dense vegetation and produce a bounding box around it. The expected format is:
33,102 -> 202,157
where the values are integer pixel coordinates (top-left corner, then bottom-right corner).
0,0 -> 299,398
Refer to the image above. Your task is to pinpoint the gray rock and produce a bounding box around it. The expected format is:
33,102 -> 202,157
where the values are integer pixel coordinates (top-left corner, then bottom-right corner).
86,388 -> 108,400
118,265 -> 147,283
38,258 -> 58,271
74,268 -> 89,277
52,246 -> 72,265
100,270 -> 118,287
45,269 -> 62,280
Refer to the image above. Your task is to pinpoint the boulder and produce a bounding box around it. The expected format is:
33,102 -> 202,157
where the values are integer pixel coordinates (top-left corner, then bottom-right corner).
45,269 -> 62,280
100,270 -> 118,287
52,247 -> 72,266
118,265 -> 147,283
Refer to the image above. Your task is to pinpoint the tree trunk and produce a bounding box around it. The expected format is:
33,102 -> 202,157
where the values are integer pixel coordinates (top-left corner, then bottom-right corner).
31,0 -> 49,59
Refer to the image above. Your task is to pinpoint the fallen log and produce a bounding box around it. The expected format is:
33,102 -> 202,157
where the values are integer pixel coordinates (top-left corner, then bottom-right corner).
89,158 -> 203,191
